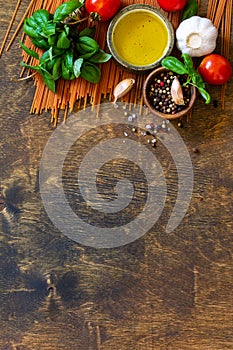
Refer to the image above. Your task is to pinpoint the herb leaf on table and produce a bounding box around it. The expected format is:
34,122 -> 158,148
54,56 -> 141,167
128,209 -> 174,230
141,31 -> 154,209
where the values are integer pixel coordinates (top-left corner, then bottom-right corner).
162,54 -> 211,104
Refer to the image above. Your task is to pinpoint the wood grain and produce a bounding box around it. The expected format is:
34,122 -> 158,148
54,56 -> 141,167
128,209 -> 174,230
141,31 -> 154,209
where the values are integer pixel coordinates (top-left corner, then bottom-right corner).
0,1 -> 233,349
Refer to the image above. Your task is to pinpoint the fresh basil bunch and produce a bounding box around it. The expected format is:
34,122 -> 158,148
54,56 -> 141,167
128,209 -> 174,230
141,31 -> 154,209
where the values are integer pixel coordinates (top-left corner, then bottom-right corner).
162,53 -> 211,104
19,0 -> 111,92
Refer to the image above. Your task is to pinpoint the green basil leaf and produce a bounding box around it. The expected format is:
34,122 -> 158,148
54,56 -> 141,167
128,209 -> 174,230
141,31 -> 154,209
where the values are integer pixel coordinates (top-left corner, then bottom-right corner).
25,17 -> 38,30
18,40 -> 39,59
46,58 -> 57,72
40,67 -> 55,78
161,56 -> 188,75
61,54 -> 74,80
79,27 -> 95,38
23,19 -> 39,39
40,50 -> 51,64
76,36 -> 99,54
182,0 -> 198,21
31,37 -> 50,50
24,10 -> 52,41
41,70 -> 56,92
43,21 -> 56,36
65,50 -> 74,72
33,9 -> 52,26
51,57 -> 62,80
53,47 -> 66,56
191,72 -> 205,88
53,0 -> 83,23
48,33 -> 58,46
70,73 -> 75,80
73,58 -> 83,77
57,30 -> 70,49
80,62 -> 101,83
61,59 -> 70,80
89,49 -> 112,63
48,46 -> 53,61
41,50 -> 56,72
79,50 -> 98,60
181,53 -> 195,74
198,87 -> 211,104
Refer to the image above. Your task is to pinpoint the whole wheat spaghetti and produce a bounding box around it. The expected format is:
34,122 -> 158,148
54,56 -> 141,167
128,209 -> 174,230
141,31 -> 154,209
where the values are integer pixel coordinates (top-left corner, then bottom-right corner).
5,0 -> 36,52
207,0 -> 227,29
0,0 -> 21,57
206,0 -> 232,108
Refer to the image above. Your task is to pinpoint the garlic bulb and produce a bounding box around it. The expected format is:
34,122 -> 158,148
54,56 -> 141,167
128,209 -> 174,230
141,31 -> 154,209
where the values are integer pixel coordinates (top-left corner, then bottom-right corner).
176,16 -> 218,57
113,78 -> 135,105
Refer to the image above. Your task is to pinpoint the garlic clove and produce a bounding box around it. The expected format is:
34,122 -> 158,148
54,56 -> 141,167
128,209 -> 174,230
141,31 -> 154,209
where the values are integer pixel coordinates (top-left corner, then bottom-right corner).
171,77 -> 185,105
113,78 -> 135,105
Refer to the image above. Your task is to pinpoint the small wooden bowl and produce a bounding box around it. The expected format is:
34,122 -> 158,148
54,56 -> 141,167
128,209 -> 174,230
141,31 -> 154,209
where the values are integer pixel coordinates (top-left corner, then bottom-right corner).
143,67 -> 196,120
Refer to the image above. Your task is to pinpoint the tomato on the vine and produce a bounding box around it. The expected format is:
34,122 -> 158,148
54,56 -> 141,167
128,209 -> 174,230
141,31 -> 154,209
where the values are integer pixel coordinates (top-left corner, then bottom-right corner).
157,0 -> 187,12
198,54 -> 232,85
85,0 -> 121,22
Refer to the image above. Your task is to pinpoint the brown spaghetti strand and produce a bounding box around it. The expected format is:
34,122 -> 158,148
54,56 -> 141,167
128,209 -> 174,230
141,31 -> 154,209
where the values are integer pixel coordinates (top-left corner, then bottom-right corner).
213,0 -> 227,29
6,0 -> 36,52
221,0 -> 232,58
206,0 -> 232,108
0,0 -> 21,57
220,0 -> 232,109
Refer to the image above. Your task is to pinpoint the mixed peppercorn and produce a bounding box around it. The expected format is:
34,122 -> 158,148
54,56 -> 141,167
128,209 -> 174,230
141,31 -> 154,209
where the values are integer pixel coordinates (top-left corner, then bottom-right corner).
146,71 -> 191,115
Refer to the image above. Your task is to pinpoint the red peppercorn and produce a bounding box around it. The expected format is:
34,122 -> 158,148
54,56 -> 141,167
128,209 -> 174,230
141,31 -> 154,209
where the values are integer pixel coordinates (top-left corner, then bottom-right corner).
160,81 -> 165,87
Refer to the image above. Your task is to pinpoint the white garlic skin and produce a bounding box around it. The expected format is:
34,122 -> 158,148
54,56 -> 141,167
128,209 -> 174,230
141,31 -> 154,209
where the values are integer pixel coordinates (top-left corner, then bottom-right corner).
171,77 -> 185,105
113,78 -> 135,104
176,16 -> 218,57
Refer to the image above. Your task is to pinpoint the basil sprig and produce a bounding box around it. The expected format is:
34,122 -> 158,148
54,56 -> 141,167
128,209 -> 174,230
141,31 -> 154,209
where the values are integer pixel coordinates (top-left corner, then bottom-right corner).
162,54 -> 211,104
19,1 -> 111,92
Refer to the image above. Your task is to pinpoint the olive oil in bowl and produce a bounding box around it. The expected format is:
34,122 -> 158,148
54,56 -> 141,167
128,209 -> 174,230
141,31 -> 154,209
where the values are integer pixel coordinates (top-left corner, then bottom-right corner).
107,4 -> 174,72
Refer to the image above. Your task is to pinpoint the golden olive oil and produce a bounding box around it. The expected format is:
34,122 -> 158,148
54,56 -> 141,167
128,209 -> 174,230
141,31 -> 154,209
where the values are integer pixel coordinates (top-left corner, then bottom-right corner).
112,10 -> 169,66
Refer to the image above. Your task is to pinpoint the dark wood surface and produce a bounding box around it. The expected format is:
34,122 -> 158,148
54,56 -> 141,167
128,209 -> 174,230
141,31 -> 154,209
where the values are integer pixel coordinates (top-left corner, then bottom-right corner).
0,1 -> 233,349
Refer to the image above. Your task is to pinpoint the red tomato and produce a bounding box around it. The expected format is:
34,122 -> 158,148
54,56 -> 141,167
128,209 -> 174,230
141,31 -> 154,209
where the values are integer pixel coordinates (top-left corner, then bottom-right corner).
198,54 -> 232,85
85,0 -> 121,21
157,0 -> 187,12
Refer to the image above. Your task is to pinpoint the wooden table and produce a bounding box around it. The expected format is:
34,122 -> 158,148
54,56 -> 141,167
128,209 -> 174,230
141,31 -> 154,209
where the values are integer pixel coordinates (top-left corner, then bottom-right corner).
0,1 -> 233,349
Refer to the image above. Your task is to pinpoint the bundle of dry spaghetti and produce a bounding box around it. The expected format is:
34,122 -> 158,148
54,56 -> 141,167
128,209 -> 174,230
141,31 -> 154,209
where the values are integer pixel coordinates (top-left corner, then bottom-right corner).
1,0 -> 232,124
206,0 -> 232,108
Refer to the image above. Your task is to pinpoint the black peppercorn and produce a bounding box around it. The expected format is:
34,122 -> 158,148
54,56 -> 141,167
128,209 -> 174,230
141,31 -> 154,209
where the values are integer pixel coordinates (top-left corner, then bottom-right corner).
147,71 -> 191,115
